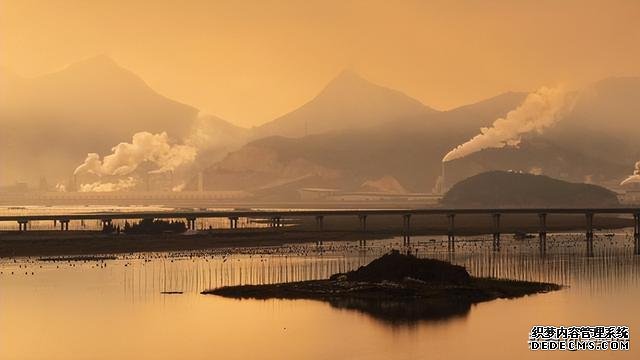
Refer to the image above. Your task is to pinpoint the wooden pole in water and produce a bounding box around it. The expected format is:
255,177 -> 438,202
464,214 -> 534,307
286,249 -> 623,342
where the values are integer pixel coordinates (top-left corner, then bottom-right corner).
634,213 -> 640,255
585,212 -> 594,256
492,213 -> 501,251
538,213 -> 547,254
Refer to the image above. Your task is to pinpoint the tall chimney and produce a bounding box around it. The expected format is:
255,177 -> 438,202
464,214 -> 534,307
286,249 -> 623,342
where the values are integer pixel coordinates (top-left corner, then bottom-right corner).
441,162 -> 446,194
197,171 -> 204,192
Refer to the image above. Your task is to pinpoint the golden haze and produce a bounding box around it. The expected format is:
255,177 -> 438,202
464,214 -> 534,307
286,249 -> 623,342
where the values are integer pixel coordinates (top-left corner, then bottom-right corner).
1,0 -> 639,126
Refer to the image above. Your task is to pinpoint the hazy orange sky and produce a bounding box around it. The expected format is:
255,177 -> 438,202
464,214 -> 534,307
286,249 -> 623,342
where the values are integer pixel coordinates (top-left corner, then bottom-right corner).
1,0 -> 639,127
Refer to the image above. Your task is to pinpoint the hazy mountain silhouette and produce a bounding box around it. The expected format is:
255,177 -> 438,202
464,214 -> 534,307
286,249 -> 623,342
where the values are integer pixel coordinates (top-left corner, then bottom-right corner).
449,76 -> 640,188
1,55 -> 198,136
3,56 -> 639,195
444,138 -> 629,190
200,76 -> 640,197
252,69 -> 436,138
0,55 -> 243,186
198,91 -> 526,194
544,77 -> 640,167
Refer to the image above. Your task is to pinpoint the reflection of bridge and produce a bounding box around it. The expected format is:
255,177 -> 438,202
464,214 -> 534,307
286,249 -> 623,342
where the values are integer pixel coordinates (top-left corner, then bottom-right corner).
2,207 -> 640,254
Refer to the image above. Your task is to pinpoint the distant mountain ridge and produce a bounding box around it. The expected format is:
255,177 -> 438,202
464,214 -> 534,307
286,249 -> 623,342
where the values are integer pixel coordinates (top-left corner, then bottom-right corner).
3,54 -> 640,197
252,69 -> 436,139
199,76 -> 640,197
1,55 -> 199,137
0,55 -> 243,186
197,91 -> 527,193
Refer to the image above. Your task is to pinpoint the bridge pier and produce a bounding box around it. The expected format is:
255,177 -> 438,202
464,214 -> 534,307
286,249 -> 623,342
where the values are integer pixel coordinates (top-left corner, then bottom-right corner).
228,217 -> 239,229
358,215 -> 368,232
270,216 -> 283,228
315,216 -> 325,245
17,220 -> 28,232
402,214 -> 412,246
538,213 -> 547,255
358,215 -> 368,246
447,214 -> 455,251
585,212 -> 594,256
492,213 -> 501,251
101,219 -> 113,232
60,220 -> 70,231
186,217 -> 197,230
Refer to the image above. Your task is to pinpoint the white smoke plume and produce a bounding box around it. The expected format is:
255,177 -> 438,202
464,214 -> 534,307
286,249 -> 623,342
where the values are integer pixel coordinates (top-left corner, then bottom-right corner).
74,132 -> 197,176
529,167 -> 543,176
442,86 -> 574,162
73,112 -> 248,192
79,177 -> 138,192
621,161 -> 640,186
171,183 -> 186,192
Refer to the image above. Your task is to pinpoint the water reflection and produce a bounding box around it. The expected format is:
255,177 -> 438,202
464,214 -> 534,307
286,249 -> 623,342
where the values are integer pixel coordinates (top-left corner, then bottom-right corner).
3,231 -> 639,299
327,297 -> 472,325
1,231 -> 640,359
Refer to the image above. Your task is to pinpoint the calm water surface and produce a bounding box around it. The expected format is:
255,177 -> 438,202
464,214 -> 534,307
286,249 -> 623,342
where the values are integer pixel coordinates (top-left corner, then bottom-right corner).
1,231 -> 639,359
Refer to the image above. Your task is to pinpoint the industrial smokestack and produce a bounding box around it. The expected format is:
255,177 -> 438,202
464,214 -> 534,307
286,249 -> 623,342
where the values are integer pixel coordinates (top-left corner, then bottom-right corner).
441,162 -> 446,194
197,171 -> 204,192
442,86 -> 574,163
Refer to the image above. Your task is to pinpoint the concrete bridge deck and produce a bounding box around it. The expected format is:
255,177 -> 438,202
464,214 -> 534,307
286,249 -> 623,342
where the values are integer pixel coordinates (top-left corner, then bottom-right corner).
2,207 -> 639,254
1,207 -> 640,222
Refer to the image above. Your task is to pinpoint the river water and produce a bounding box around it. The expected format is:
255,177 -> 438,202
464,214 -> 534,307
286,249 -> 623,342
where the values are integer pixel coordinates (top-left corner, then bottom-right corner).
1,231 -> 639,359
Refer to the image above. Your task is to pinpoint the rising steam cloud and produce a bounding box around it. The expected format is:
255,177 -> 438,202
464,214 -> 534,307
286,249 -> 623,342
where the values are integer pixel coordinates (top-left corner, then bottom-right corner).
442,86 -> 574,162
74,132 -> 197,177
72,113 -> 243,192
79,177 -> 139,192
621,161 -> 640,186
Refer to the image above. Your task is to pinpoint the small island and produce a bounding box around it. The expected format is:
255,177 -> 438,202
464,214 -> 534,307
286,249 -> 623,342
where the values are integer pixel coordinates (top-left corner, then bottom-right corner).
203,251 -> 561,323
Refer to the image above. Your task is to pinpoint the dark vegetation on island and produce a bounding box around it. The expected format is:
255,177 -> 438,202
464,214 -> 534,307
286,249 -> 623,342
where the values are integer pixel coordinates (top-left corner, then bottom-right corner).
203,251 -> 561,323
104,218 -> 187,235
442,171 -> 620,208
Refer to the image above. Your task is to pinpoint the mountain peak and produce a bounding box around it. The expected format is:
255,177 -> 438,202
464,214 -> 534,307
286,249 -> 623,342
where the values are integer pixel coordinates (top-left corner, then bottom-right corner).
59,54 -> 128,75
253,70 -> 435,138
328,68 -> 364,84
32,54 -> 156,95
321,69 -> 385,95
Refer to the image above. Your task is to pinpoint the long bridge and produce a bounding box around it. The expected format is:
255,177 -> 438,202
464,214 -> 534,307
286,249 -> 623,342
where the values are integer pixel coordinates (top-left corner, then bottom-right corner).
2,207 -> 640,254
